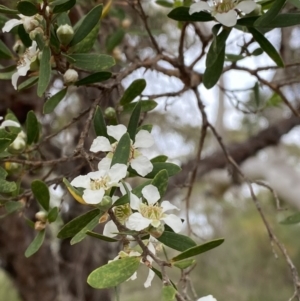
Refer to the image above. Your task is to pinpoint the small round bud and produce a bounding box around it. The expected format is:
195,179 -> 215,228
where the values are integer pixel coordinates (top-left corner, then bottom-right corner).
8,131 -> 26,153
29,27 -> 44,41
23,16 -> 40,33
56,24 -> 74,46
63,69 -> 78,85
35,221 -> 46,231
122,19 -> 131,29
149,224 -> 165,238
35,211 -> 48,222
104,107 -> 116,119
98,196 -> 112,211
112,47 -> 123,61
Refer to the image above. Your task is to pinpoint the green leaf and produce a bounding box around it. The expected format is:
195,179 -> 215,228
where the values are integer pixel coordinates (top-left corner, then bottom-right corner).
93,106 -> 108,138
171,238 -> 224,262
151,155 -> 168,163
151,170 -> 168,199
5,201 -> 23,214
25,230 -> 45,258
0,4 -> 18,14
133,162 -> 181,179
18,24 -> 31,47
288,0 -> 300,8
37,45 -> 51,97
0,40 -> 13,59
56,12 -> 71,26
173,259 -> 195,269
254,0 -> 287,27
156,0 -> 173,8
0,138 -> 13,153
68,54 -> 115,72
0,167 -> 7,179
127,101 -> 141,141
248,27 -> 284,67
17,1 -> 38,16
280,213 -> 300,225
43,88 -> 68,114
88,257 -> 140,289
168,6 -> 213,22
206,28 -> 231,68
111,133 -> 131,166
52,0 -> 76,13
106,29 -> 125,53
0,179 -> 17,193
120,79 -> 147,106
225,54 -> 245,62
75,72 -> 111,86
57,208 -> 101,239
86,230 -> 119,242
137,124 -> 153,133
264,13 -> 300,27
122,100 -> 157,114
252,48 -> 263,56
157,231 -> 196,251
31,180 -> 50,211
203,45 -> 225,89
18,76 -> 39,91
69,4 -> 103,47
162,286 -> 177,301
48,207 -> 59,223
70,214 -> 101,245
26,110 -> 39,144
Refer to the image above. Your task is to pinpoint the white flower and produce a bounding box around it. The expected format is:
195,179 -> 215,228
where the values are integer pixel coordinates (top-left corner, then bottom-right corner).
10,131 -> 26,150
0,117 -> 20,129
90,124 -> 154,177
11,41 -> 39,90
189,0 -> 256,27
63,68 -> 78,85
197,295 -> 217,301
2,14 -> 41,33
70,158 -> 127,205
126,184 -> 183,233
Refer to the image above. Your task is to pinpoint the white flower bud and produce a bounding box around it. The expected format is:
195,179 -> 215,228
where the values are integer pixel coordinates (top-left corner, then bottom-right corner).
122,19 -> 131,29
35,211 -> 48,222
56,24 -> 74,46
63,69 -> 78,85
104,107 -> 116,119
34,221 -> 46,231
23,16 -> 40,33
9,131 -> 26,152
29,27 -> 44,40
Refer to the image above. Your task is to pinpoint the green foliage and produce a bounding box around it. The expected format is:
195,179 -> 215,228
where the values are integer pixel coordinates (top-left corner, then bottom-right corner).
86,231 -> 119,242
168,7 -> 213,22
51,0 -> 76,14
162,286 -> 177,301
93,106 -> 108,138
157,231 -> 197,251
106,29 -> 125,53
75,72 -> 112,86
110,133 -> 131,166
122,100 -> 158,114
151,170 -> 169,198
280,213 -> 300,225
17,1 -> 38,16
25,111 -> 39,145
132,162 -> 181,179
43,88 -> 68,114
127,101 -> 141,141
37,46 -> 52,97
25,230 -> 45,258
120,79 -> 147,106
31,180 -> 50,211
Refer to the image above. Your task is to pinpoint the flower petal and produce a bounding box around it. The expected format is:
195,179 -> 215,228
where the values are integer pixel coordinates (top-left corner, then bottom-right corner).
108,163 -> 127,184
17,63 -> 30,76
144,269 -> 155,288
107,124 -> 127,141
162,214 -> 183,233
90,136 -> 112,153
189,2 -> 211,14
129,272 -> 137,281
70,175 -> 91,189
126,212 -> 151,231
11,72 -> 19,90
2,19 -> 22,32
197,295 -> 217,301
214,11 -> 237,27
161,201 -> 180,213
98,157 -> 112,172
103,220 -> 118,237
83,188 -> 105,204
130,193 -> 141,210
134,130 -> 154,148
235,1 -> 256,13
142,185 -> 160,205
131,156 -> 153,177
0,120 -> 20,128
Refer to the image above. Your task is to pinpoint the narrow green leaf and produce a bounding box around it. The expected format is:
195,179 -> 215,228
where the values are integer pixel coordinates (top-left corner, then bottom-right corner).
157,231 -> 196,251
5,201 -> 24,213
75,72 -> 112,86
122,100 -> 158,114
18,76 -> 39,91
120,79 -> 147,106
138,124 -> 153,133
151,170 -> 168,199
171,238 -> 224,262
0,4 -> 18,14
93,106 -> 108,138
18,24 -> 31,47
68,54 -> 115,72
0,138 -> 13,153
69,4 -> 103,46
162,286 -> 177,301
127,101 -> 141,141
0,167 -> 7,179
225,54 -> 245,62
248,27 -> 284,67
173,259 -> 195,269
88,257 -> 140,289
43,88 -> 68,114
52,0 -> 76,13
37,45 -> 51,97
48,207 -> 59,223
280,213 -> 300,225
57,209 -> 101,239
17,1 -> 38,16
70,215 -> 101,245
111,133 -> 130,166
203,46 -> 225,89
0,40 -> 13,59
264,13 -> 300,27
167,6 -> 213,22
151,155 -> 168,163
31,180 -> 50,211
156,0 -> 173,8
106,29 -> 125,53
25,110 -> 39,144
254,0 -> 287,26
86,230 -> 119,242
25,230 -> 45,258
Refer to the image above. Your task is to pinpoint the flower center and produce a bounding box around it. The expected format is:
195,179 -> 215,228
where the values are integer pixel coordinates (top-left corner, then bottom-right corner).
139,203 -> 163,221
114,204 -> 132,224
90,176 -> 110,190
214,0 -> 235,13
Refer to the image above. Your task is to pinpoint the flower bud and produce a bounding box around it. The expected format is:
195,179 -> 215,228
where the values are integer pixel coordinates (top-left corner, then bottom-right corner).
56,24 -> 74,46
112,47 -> 123,61
35,221 -> 46,231
29,27 -> 44,41
63,69 -> 78,85
122,19 -> 131,29
98,196 -> 113,211
8,131 -> 26,153
35,211 -> 48,222
104,107 -> 116,119
23,16 -> 40,33
149,224 -> 165,238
